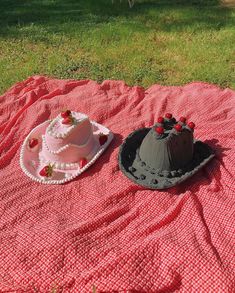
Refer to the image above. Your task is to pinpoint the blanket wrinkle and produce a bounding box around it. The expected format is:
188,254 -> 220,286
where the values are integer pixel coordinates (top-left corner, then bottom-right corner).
0,76 -> 235,292
100,186 -> 137,208
190,194 -> 223,265
140,193 -> 190,237
66,204 -> 131,238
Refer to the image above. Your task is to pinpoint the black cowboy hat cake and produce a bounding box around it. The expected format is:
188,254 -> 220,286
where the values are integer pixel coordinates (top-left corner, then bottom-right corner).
119,113 -> 215,189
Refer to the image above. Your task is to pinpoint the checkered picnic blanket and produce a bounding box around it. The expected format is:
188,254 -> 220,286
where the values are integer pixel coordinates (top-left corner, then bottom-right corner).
0,76 -> 234,292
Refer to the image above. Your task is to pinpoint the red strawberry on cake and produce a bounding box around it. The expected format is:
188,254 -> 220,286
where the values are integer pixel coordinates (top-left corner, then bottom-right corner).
188,122 -> 195,129
39,164 -> 53,177
79,158 -> 87,169
157,117 -> 164,124
99,134 -> 108,146
61,110 -> 71,118
179,117 -> 186,124
29,138 -> 38,148
62,116 -> 73,125
174,124 -> 182,132
155,126 -> 164,135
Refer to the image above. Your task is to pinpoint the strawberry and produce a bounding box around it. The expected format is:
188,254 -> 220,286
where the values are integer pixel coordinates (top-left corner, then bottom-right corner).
155,126 -> 164,134
99,134 -> 108,146
174,124 -> 182,132
61,110 -> 71,118
79,158 -> 87,169
39,164 -> 53,177
165,113 -> 172,119
62,117 -> 73,125
179,116 -> 186,123
157,117 -> 164,124
29,138 -> 38,148
188,122 -> 195,129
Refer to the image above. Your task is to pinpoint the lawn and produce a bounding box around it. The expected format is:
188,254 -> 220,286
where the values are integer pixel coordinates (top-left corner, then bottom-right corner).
0,0 -> 234,95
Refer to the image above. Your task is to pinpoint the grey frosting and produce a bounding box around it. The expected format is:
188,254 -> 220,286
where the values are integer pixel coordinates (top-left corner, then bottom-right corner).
139,123 -> 193,172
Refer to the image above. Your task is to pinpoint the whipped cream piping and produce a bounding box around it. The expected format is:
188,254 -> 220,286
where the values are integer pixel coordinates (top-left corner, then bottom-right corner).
39,154 -> 79,170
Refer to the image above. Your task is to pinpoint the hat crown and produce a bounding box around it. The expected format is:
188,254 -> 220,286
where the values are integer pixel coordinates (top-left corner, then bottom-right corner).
139,117 -> 194,172
41,112 -> 99,164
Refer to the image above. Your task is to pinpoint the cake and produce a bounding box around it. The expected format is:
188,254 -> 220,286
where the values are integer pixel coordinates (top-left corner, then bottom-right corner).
118,112 -> 214,189
20,110 -> 113,184
39,111 -> 100,169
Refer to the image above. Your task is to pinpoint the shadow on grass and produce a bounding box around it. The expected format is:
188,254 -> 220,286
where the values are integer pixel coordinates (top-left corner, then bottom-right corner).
0,0 -> 234,39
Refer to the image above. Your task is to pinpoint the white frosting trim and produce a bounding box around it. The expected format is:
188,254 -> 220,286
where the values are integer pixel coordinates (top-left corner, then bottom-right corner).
39,154 -> 79,170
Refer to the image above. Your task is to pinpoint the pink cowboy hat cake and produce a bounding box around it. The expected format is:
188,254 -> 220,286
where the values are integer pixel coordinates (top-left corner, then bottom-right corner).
20,110 -> 113,184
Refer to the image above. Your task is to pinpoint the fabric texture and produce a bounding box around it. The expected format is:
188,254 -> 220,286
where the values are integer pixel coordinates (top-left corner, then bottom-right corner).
0,76 -> 235,293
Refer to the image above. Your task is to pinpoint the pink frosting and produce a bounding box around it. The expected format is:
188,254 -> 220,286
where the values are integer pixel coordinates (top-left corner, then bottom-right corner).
40,112 -> 99,164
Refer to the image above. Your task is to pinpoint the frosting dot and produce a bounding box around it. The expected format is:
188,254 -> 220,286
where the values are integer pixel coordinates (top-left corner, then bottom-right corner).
129,166 -> 136,172
151,179 -> 158,184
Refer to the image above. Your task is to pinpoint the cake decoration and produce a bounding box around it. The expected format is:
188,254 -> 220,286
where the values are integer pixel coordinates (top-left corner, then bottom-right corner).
188,122 -> 195,129
39,164 -> 54,178
28,138 -> 39,148
155,126 -> 164,135
27,137 -> 40,153
165,113 -> 172,119
20,111 -> 113,184
157,117 -> 164,124
99,134 -> 108,146
174,124 -> 182,132
79,158 -> 88,169
119,113 -> 214,189
61,109 -> 71,118
179,116 -> 187,123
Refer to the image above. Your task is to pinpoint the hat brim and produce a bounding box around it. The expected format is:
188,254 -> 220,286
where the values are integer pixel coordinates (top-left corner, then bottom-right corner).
20,119 -> 113,184
118,128 -> 215,189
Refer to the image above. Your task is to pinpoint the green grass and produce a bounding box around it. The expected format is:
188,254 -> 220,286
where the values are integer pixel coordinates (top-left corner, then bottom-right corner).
0,0 -> 235,94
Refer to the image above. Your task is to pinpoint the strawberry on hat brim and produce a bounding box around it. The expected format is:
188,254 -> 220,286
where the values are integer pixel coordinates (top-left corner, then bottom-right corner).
99,134 -> 108,146
39,164 -> 54,177
79,158 -> 88,169
29,138 -> 38,148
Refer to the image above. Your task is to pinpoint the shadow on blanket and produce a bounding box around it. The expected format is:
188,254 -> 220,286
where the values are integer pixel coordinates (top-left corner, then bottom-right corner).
169,138 -> 230,195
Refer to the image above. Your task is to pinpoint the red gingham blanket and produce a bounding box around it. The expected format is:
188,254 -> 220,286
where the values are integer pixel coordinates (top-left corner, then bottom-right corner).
0,76 -> 235,292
